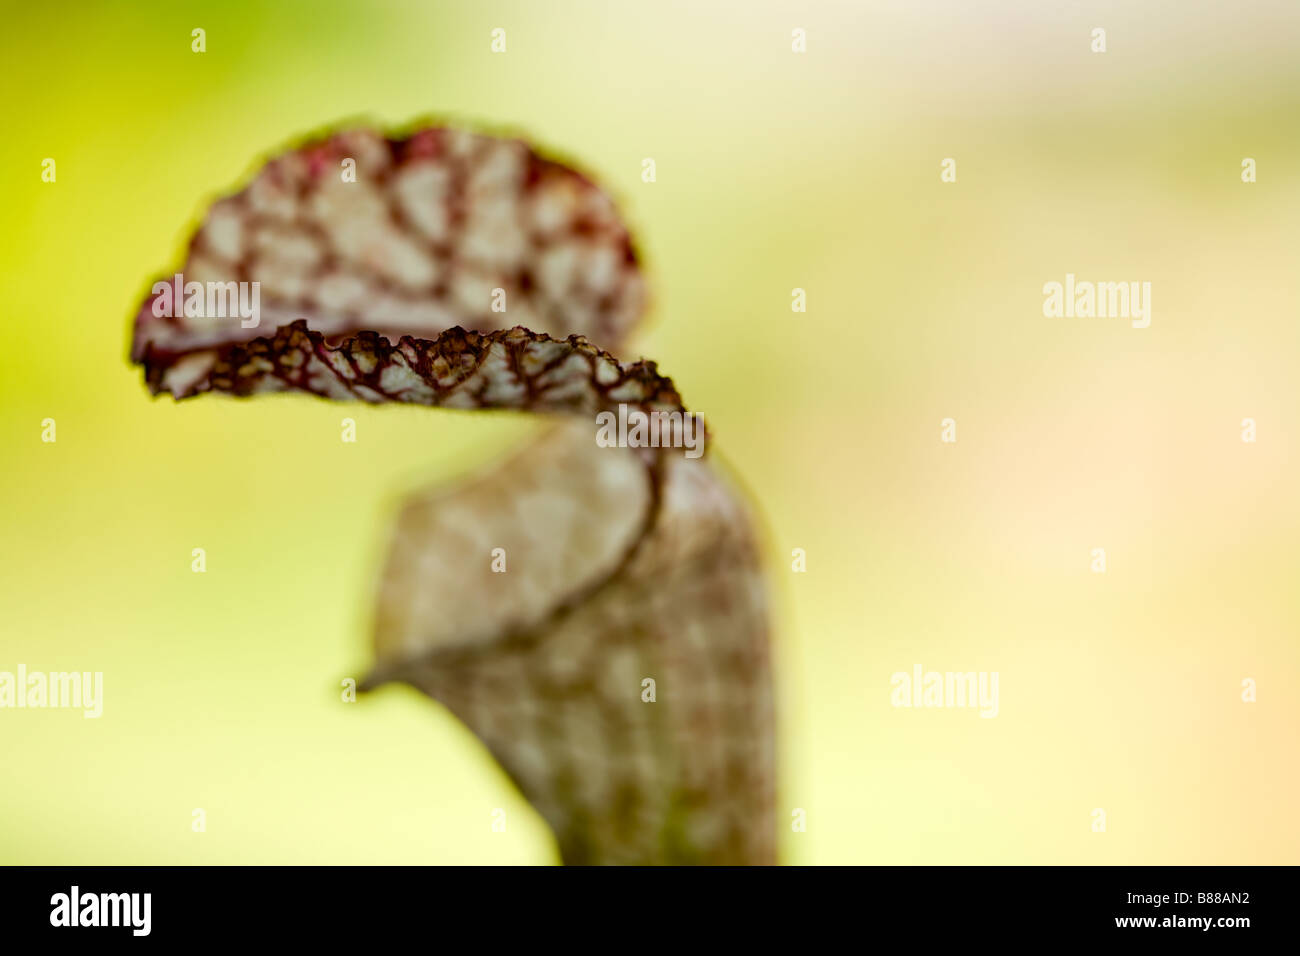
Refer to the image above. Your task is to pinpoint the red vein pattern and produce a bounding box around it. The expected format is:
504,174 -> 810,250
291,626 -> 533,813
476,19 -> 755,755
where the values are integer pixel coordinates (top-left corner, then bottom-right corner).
130,123 -> 774,865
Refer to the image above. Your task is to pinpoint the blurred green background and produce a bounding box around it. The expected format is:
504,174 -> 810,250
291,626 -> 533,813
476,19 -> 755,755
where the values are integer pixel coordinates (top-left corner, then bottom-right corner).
2,0 -> 1298,864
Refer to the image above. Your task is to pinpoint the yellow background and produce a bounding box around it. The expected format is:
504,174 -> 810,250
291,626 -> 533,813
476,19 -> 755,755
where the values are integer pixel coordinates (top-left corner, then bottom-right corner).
1,0 -> 1297,864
